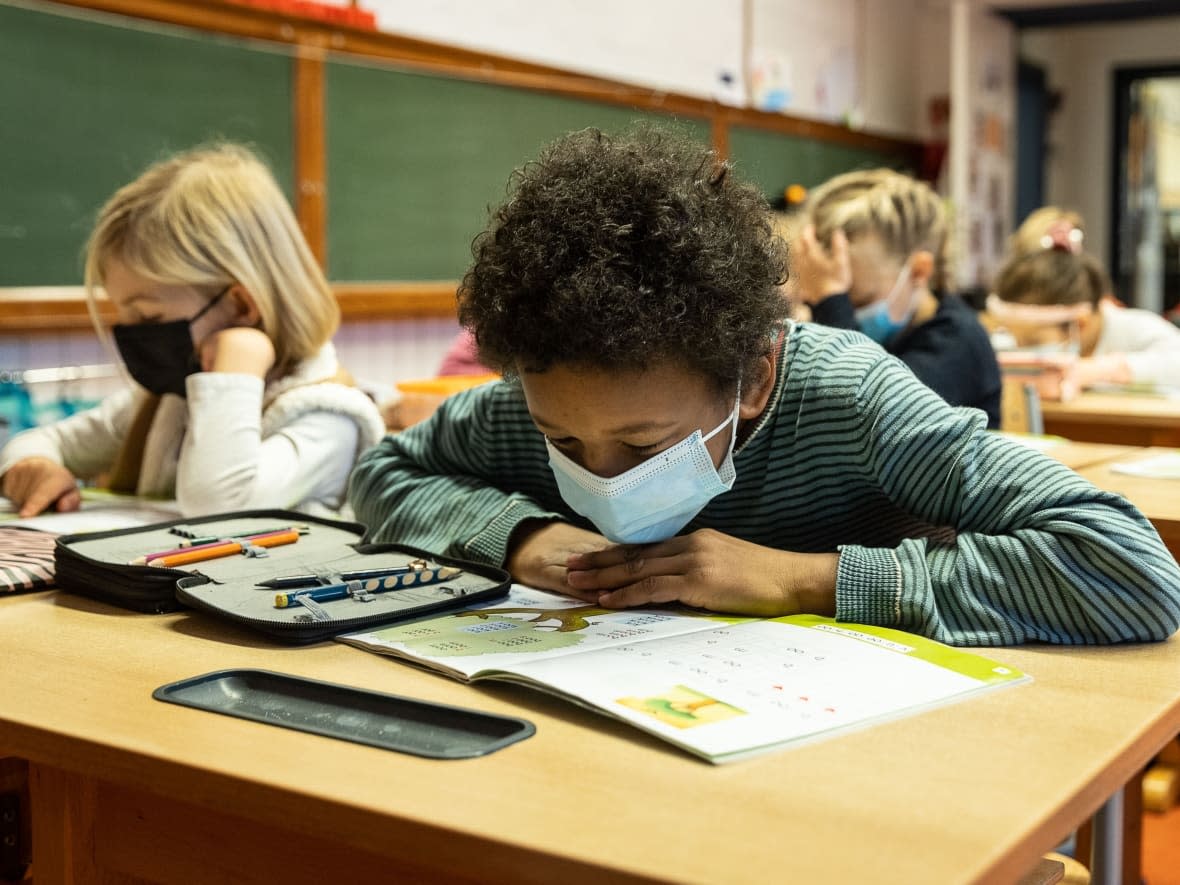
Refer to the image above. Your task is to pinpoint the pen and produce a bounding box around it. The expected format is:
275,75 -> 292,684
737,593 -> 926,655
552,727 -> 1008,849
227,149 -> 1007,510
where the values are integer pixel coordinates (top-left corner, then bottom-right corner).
147,529 -> 301,569
131,528 -> 300,566
177,525 -> 308,548
257,563 -> 426,590
274,566 -> 462,608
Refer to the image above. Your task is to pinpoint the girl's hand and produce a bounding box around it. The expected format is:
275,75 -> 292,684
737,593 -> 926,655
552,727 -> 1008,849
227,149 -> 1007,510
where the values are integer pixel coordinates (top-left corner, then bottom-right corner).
791,224 -> 852,305
506,520 -> 614,593
564,529 -> 839,617
1,456 -> 81,518
200,326 -> 276,378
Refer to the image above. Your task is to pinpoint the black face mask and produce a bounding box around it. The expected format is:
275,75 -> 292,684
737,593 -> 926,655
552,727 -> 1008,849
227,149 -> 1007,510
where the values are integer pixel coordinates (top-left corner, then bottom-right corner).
112,287 -> 229,397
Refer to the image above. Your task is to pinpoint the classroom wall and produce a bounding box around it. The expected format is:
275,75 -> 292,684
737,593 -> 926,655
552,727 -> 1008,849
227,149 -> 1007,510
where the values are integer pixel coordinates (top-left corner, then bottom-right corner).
1021,16 -> 1180,273
363,0 -> 927,136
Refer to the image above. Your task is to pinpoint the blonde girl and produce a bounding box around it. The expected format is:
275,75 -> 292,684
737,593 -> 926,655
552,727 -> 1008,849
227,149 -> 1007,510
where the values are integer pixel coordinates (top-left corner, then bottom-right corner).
990,235 -> 1180,392
788,168 -> 1001,428
0,144 -> 384,518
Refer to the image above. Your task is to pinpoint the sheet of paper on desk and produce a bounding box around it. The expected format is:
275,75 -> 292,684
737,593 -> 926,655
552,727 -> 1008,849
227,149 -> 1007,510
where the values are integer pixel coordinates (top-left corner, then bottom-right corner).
1,491 -> 180,533
1110,452 -> 1180,479
341,587 -> 1031,764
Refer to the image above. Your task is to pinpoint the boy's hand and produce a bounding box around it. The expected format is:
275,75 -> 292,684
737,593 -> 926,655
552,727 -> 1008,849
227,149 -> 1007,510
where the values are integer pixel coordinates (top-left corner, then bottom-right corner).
506,520 -> 613,593
1,456 -> 81,517
564,529 -> 838,618
200,326 -> 276,378
791,224 -> 852,305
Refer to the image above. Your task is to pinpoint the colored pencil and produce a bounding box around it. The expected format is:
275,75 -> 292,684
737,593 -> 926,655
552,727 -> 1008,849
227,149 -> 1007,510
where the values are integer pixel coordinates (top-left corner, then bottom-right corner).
146,530 -> 300,569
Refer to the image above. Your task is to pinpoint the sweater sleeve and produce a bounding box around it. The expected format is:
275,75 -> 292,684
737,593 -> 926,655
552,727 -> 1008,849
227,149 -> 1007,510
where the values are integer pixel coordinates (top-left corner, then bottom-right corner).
835,354 -> 1180,645
349,383 -> 566,564
0,389 -> 137,482
1109,309 -> 1180,387
175,372 -> 360,516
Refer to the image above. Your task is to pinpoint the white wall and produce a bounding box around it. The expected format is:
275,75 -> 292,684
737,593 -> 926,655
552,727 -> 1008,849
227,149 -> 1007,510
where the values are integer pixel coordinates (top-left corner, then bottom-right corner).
363,0 -> 925,135
363,0 -> 747,105
1021,16 -> 1180,270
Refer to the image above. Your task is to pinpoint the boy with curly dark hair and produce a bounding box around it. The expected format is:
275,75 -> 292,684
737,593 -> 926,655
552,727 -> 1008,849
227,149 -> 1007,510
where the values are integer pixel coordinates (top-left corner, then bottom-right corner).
351,127 -> 1180,647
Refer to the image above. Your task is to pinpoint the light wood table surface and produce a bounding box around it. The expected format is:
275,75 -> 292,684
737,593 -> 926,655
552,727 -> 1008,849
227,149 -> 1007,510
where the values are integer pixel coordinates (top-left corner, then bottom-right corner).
2,592 -> 1179,884
1042,393 -> 1180,448
1038,440 -> 1144,471
1077,448 -> 1180,560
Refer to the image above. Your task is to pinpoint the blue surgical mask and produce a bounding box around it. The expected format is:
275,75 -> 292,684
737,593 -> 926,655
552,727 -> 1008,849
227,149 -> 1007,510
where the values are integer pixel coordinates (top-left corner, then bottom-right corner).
545,388 -> 741,544
855,263 -> 916,346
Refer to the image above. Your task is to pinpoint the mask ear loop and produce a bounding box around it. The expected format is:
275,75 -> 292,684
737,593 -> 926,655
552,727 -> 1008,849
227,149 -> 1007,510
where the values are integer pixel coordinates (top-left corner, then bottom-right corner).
701,379 -> 743,460
882,261 -> 917,324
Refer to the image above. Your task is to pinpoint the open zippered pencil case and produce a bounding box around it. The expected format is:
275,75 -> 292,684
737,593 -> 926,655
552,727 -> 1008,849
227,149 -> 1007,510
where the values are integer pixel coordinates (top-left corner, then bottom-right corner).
54,509 -> 510,643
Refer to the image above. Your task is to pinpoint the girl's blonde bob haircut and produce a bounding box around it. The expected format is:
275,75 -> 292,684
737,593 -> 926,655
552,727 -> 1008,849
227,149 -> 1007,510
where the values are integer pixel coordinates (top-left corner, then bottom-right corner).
84,143 -> 338,376
798,167 -> 953,293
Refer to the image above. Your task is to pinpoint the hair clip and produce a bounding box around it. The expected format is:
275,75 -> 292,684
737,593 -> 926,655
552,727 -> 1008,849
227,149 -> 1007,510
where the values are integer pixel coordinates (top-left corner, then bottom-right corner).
1039,222 -> 1084,254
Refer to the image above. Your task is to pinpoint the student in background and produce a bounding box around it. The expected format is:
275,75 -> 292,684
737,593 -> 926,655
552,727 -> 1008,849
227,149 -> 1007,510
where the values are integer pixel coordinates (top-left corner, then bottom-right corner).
787,169 -> 1002,428
350,127 -> 1180,647
990,224 -> 1180,394
0,144 -> 385,518
380,329 -> 496,431
1010,205 -> 1085,257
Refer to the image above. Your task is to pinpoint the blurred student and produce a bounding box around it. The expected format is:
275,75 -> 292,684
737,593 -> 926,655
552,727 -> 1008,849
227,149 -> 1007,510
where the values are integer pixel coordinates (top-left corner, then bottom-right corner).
0,144 -> 384,518
350,127 -> 1180,647
990,221 -> 1180,395
1010,205 -> 1085,257
380,330 -> 497,431
789,169 -> 1001,428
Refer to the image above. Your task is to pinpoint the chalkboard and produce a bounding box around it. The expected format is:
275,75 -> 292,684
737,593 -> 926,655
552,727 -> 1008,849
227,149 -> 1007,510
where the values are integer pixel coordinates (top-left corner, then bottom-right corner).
728,125 -> 913,203
325,60 -> 711,280
0,4 -> 294,286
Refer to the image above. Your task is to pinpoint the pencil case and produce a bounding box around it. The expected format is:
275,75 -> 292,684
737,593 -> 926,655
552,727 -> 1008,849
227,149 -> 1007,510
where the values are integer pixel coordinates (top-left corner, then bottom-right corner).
53,509 -> 511,643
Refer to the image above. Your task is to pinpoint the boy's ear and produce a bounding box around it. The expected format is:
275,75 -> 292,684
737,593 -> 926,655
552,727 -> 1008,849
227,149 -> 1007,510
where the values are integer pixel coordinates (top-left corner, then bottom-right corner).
227,284 -> 262,326
739,354 -> 777,420
909,250 -> 935,286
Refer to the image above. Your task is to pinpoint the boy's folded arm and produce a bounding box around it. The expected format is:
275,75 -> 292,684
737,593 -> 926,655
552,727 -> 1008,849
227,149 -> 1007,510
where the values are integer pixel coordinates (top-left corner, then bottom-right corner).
349,431 -> 561,564
842,356 -> 1180,646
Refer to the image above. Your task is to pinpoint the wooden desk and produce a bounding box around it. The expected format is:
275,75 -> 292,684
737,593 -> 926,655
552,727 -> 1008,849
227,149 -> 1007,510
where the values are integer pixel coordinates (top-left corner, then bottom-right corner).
1077,448 -> 1180,560
2,594 -> 1179,883
1040,441 -> 1143,471
1042,393 -> 1180,447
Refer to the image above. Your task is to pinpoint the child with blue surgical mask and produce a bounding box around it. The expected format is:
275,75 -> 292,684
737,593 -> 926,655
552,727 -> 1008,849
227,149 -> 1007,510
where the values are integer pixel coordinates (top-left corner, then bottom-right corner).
787,168 -> 1001,428
349,127 -> 1180,647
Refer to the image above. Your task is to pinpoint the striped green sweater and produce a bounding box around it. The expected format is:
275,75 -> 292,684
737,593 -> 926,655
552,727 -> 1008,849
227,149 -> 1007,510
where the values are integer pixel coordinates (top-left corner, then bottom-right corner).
350,323 -> 1180,646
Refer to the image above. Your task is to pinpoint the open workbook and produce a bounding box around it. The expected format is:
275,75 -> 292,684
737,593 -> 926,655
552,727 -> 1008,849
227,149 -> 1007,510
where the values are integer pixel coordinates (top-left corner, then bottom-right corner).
340,586 -> 1029,764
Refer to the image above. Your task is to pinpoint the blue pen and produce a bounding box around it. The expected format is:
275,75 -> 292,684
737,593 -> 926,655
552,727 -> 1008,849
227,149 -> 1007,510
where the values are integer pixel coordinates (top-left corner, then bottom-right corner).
273,566 -> 462,608
257,563 -> 425,590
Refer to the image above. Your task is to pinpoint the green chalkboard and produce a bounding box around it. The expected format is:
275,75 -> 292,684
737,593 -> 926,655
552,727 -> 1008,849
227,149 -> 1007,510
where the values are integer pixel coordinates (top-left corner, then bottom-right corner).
728,125 -> 913,203
0,4 -> 294,286
325,61 -> 710,280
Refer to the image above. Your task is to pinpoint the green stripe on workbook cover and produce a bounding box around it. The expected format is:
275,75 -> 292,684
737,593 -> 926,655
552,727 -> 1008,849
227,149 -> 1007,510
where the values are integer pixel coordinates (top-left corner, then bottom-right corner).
778,615 -> 1027,684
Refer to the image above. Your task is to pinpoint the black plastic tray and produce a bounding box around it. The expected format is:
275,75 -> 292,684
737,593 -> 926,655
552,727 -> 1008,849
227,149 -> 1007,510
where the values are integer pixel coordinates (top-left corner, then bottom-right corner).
153,669 -> 534,759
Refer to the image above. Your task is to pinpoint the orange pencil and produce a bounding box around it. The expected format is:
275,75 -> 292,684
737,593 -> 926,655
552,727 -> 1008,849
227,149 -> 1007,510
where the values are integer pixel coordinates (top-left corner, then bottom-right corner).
146,530 -> 300,569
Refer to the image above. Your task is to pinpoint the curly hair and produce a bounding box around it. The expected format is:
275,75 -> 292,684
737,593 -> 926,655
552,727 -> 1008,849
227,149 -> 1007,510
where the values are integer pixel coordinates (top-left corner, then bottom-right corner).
458,126 -> 789,389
